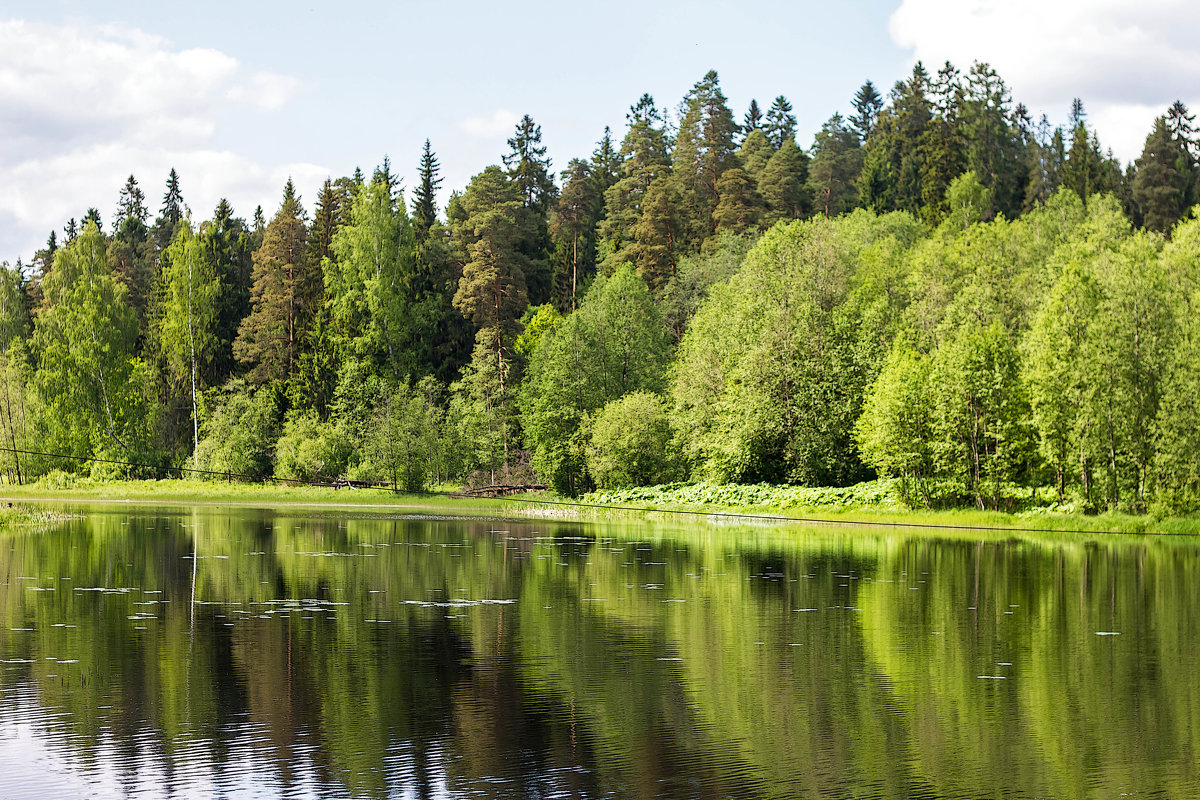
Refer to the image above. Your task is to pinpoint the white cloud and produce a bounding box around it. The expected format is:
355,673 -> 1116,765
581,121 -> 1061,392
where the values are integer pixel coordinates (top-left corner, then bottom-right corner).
0,20 -> 317,263
458,109 -> 520,139
887,0 -> 1200,162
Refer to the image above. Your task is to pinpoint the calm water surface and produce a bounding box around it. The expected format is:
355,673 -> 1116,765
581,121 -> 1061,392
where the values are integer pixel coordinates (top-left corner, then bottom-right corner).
0,503 -> 1197,799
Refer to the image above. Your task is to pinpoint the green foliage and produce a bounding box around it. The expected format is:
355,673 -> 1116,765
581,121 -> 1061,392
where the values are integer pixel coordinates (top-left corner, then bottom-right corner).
194,381 -> 282,480
673,213 -> 919,486
158,220 -> 220,454
855,346 -> 934,504
930,323 -> 1034,509
586,478 -> 902,511
586,391 -> 679,489
357,380 -> 439,492
520,264 -> 670,494
34,222 -> 141,465
274,410 -> 349,483
513,303 -> 562,360
325,176 -> 418,380
659,231 -> 758,341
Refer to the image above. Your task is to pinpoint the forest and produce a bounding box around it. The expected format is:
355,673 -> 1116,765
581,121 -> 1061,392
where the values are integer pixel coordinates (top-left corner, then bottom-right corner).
2,60 -> 1200,514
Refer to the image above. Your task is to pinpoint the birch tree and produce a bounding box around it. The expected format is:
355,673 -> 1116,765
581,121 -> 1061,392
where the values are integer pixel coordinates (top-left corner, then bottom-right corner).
160,220 -> 219,458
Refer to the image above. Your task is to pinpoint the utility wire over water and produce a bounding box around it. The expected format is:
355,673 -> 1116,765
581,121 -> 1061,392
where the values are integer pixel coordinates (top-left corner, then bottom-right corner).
0,445 -> 1179,538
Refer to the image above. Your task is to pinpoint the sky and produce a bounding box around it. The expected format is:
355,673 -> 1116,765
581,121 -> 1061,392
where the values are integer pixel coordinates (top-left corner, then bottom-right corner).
1,0 -> 1197,265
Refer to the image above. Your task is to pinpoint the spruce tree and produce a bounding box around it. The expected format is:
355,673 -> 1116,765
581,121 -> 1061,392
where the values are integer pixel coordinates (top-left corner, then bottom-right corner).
808,114 -> 862,217
917,62 -> 966,223
712,167 -> 764,235
503,115 -> 556,304
737,129 -> 774,184
83,208 -> 102,232
553,159 -> 599,308
759,138 -> 811,224
412,140 -> 443,240
742,99 -> 763,139
113,175 -> 148,233
859,63 -> 931,214
597,95 -> 670,270
203,198 -> 253,381
672,70 -> 739,246
1133,116 -> 1189,232
849,81 -> 883,143
589,127 -> 620,197
764,96 -> 798,150
153,168 -> 185,250
108,175 -> 154,328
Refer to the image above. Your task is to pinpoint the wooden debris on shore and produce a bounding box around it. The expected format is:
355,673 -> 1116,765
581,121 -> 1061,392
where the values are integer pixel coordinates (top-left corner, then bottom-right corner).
454,484 -> 548,498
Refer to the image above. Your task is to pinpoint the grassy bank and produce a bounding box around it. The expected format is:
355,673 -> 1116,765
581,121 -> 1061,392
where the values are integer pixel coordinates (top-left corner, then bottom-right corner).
0,477 -> 515,516
1,477 -> 1198,536
580,480 -> 1200,535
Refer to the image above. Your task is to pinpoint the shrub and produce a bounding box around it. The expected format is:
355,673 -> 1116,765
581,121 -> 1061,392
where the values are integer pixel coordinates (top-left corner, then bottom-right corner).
587,392 -> 680,489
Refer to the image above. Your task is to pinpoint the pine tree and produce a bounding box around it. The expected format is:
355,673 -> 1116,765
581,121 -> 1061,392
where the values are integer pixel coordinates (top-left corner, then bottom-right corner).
412,140 -> 443,240
764,96 -> 798,150
234,180 -> 309,384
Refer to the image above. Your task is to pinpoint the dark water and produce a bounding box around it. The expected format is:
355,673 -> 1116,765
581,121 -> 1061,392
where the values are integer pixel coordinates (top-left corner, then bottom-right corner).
0,504 -> 1197,799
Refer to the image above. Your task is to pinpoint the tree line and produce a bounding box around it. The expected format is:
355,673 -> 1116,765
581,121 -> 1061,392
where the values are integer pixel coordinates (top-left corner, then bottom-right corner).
2,62 -> 1199,512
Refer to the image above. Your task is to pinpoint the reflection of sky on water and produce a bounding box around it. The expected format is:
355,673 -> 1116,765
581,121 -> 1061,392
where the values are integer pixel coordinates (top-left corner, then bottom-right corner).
0,693 -> 461,799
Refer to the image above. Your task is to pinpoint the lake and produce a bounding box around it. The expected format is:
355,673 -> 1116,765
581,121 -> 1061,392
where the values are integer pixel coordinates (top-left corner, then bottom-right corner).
0,502 -> 1197,798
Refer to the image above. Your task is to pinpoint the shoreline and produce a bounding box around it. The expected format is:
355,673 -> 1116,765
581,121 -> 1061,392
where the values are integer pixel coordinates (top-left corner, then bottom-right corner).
0,478 -> 1197,536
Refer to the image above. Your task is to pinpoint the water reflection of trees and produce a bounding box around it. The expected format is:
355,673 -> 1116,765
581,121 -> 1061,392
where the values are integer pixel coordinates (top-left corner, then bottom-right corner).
0,510 -> 1198,798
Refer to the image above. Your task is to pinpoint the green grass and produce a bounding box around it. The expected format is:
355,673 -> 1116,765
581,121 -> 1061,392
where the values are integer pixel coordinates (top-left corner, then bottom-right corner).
2,476 -> 1199,537
0,476 -> 515,516
580,480 -> 1200,536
